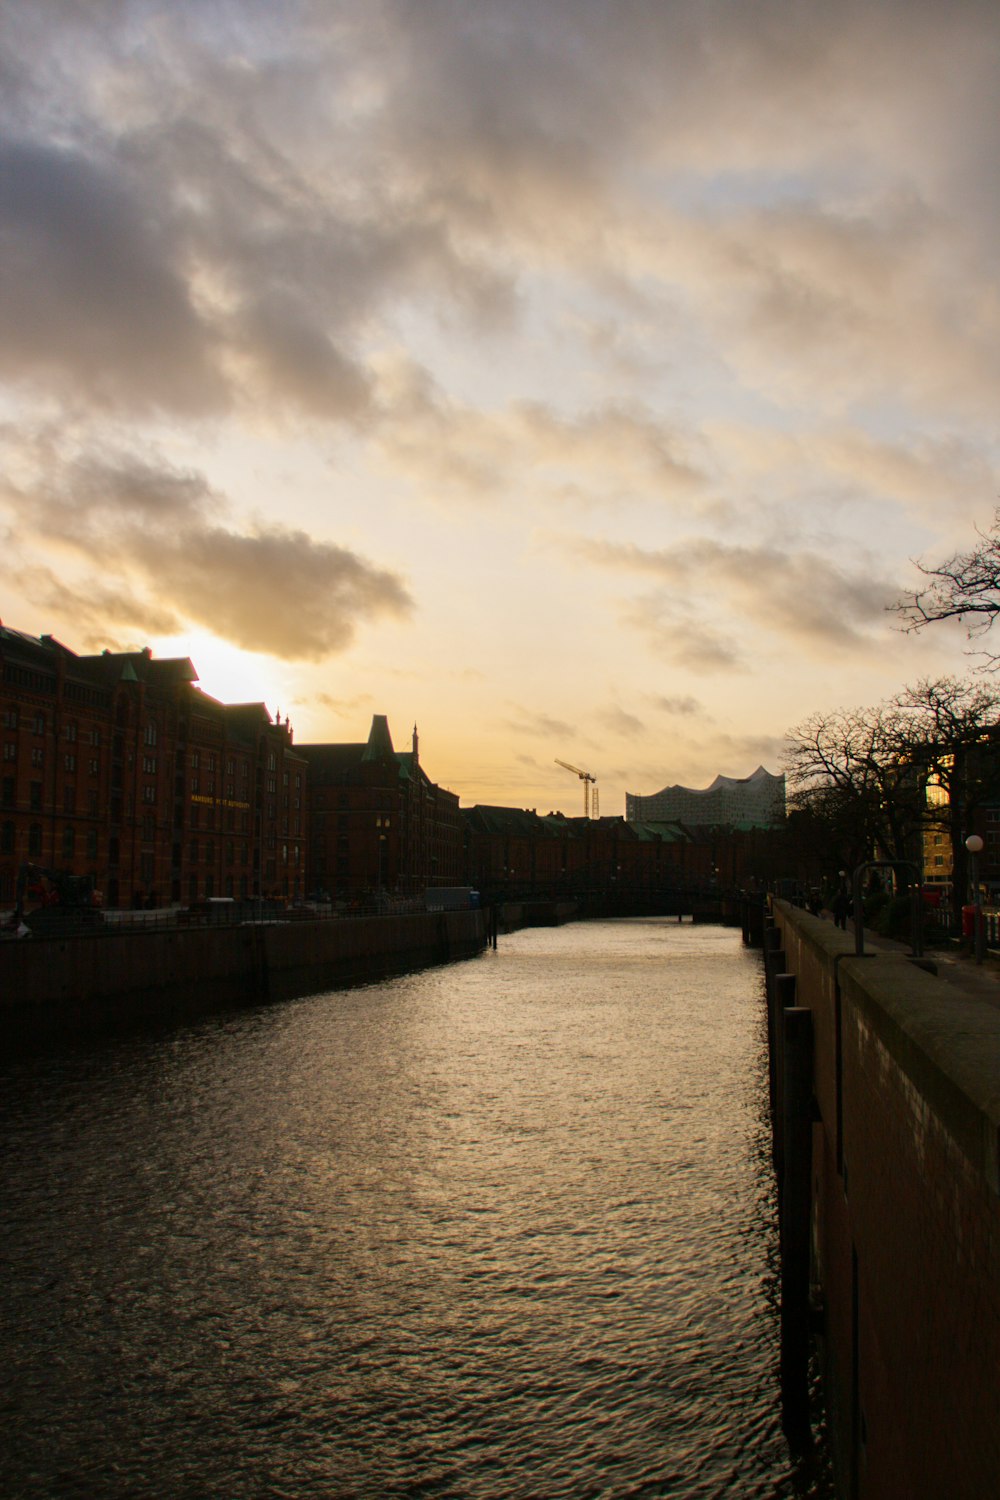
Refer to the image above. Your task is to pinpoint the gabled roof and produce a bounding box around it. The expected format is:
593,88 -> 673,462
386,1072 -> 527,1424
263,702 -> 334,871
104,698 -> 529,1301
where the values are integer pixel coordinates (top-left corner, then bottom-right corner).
77,649 -> 198,687
297,742 -> 367,781
299,714 -> 432,786
1,628 -> 199,695
462,807 -> 679,841
0,624 -> 59,650
462,805 -> 559,838
221,701 -> 274,727
629,820 -> 692,843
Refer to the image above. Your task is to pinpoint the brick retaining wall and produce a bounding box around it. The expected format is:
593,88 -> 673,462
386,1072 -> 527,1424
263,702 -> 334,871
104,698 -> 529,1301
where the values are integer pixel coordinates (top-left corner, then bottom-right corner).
0,909 -> 486,1040
772,901 -> 1000,1499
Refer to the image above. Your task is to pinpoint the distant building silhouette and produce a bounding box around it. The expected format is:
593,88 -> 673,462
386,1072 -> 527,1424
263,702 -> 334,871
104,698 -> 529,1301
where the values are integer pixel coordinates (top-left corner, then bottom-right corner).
2,615 -> 792,916
460,806 -> 712,897
298,716 -> 464,900
626,766 -> 785,829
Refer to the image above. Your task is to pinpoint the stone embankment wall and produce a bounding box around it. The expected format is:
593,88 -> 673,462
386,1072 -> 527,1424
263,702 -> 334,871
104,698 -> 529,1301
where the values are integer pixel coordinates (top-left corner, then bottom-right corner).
768,900 -> 1000,1500
497,899 -> 578,931
1,909 -> 486,1041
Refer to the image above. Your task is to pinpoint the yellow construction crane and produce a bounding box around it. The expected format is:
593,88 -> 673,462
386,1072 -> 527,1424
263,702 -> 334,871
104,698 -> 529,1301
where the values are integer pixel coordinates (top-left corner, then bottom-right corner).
555,759 -> 600,819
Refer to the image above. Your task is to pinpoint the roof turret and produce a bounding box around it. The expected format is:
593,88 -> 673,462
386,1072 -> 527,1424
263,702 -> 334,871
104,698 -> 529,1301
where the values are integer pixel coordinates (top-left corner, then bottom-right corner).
361,713 -> 395,762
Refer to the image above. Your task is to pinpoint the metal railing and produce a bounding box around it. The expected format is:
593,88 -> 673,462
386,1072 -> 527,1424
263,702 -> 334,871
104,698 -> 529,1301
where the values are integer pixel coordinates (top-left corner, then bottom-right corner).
1,894 -> 450,940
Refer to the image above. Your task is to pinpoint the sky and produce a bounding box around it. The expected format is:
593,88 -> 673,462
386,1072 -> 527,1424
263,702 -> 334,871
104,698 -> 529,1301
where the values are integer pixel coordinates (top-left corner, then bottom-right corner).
2,0 -> 999,815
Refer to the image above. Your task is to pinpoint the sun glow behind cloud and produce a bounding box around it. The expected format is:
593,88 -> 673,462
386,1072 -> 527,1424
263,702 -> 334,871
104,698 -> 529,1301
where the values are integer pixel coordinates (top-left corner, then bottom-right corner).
149,632 -> 287,721
2,0 -> 999,811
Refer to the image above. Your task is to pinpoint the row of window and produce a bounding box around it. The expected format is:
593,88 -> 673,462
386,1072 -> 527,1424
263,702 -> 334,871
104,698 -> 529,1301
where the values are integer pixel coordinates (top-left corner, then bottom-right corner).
0,823 -> 100,859
189,751 -> 267,777
1,734 -> 303,784
192,750 -> 224,772
1,709 -> 103,744
0,827 -> 298,868
187,840 -> 256,868
264,771 -> 303,791
0,711 -> 239,756
2,744 -> 103,774
188,805 -> 252,833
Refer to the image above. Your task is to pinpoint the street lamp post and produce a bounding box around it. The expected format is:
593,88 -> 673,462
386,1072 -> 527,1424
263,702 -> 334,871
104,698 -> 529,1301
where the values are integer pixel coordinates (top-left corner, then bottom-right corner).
965,834 -> 985,965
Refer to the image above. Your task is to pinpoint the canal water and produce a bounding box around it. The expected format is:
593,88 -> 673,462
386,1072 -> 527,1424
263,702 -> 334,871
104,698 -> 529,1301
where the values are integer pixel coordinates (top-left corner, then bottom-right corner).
1,919 -> 832,1498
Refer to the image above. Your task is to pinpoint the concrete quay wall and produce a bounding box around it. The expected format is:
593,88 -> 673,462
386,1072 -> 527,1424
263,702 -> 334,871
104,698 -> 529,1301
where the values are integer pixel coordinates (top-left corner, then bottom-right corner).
0,909 -> 486,1041
770,901 -> 1000,1500
497,899 -> 578,931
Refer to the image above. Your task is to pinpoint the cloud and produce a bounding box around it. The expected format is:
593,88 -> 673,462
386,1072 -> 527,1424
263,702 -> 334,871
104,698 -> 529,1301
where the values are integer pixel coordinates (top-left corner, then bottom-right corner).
312,692 -> 376,717
10,565 -> 184,647
815,431 -> 999,527
130,524 -> 411,659
40,452 -> 217,534
649,694 -> 704,717
577,536 -> 899,652
721,201 -> 1000,419
0,139 -> 225,413
0,21 -> 518,426
504,705 -> 577,740
3,0 -> 1000,455
372,357 -> 707,509
625,725 -> 788,793
1,437 -> 413,659
622,591 -> 746,673
709,729 -> 789,770
2,0 -> 1000,792
234,292 -> 373,420
597,705 -> 646,737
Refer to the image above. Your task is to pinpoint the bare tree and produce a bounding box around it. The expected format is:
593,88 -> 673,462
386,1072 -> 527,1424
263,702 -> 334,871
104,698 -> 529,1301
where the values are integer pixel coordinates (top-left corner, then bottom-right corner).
893,676 -> 1000,909
786,678 -> 1000,929
783,703 -> 924,873
895,508 -> 1000,666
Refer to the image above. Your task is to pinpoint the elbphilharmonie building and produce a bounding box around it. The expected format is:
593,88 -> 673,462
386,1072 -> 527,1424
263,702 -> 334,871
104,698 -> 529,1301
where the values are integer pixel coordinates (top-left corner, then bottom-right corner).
625,765 -> 785,828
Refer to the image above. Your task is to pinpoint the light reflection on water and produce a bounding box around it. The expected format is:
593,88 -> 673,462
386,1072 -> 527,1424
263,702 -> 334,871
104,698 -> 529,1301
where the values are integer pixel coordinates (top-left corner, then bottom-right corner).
1,919 -> 832,1497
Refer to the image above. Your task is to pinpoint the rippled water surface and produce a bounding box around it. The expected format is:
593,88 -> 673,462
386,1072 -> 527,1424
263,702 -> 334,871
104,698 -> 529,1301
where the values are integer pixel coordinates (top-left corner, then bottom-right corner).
2,919 -> 832,1497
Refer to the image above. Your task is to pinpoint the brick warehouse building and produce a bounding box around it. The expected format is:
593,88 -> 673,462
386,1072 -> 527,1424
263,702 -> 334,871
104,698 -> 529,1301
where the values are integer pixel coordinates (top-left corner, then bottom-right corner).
299,716 -> 464,901
460,806 -> 715,900
0,624 -> 306,909
2,620 -> 795,917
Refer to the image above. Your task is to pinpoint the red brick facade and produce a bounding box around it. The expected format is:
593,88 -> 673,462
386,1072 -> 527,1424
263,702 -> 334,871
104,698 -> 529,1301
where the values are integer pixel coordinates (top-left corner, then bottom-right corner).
3,622 -> 784,916
299,717 -> 464,901
1,626 -> 306,909
460,806 -> 715,899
